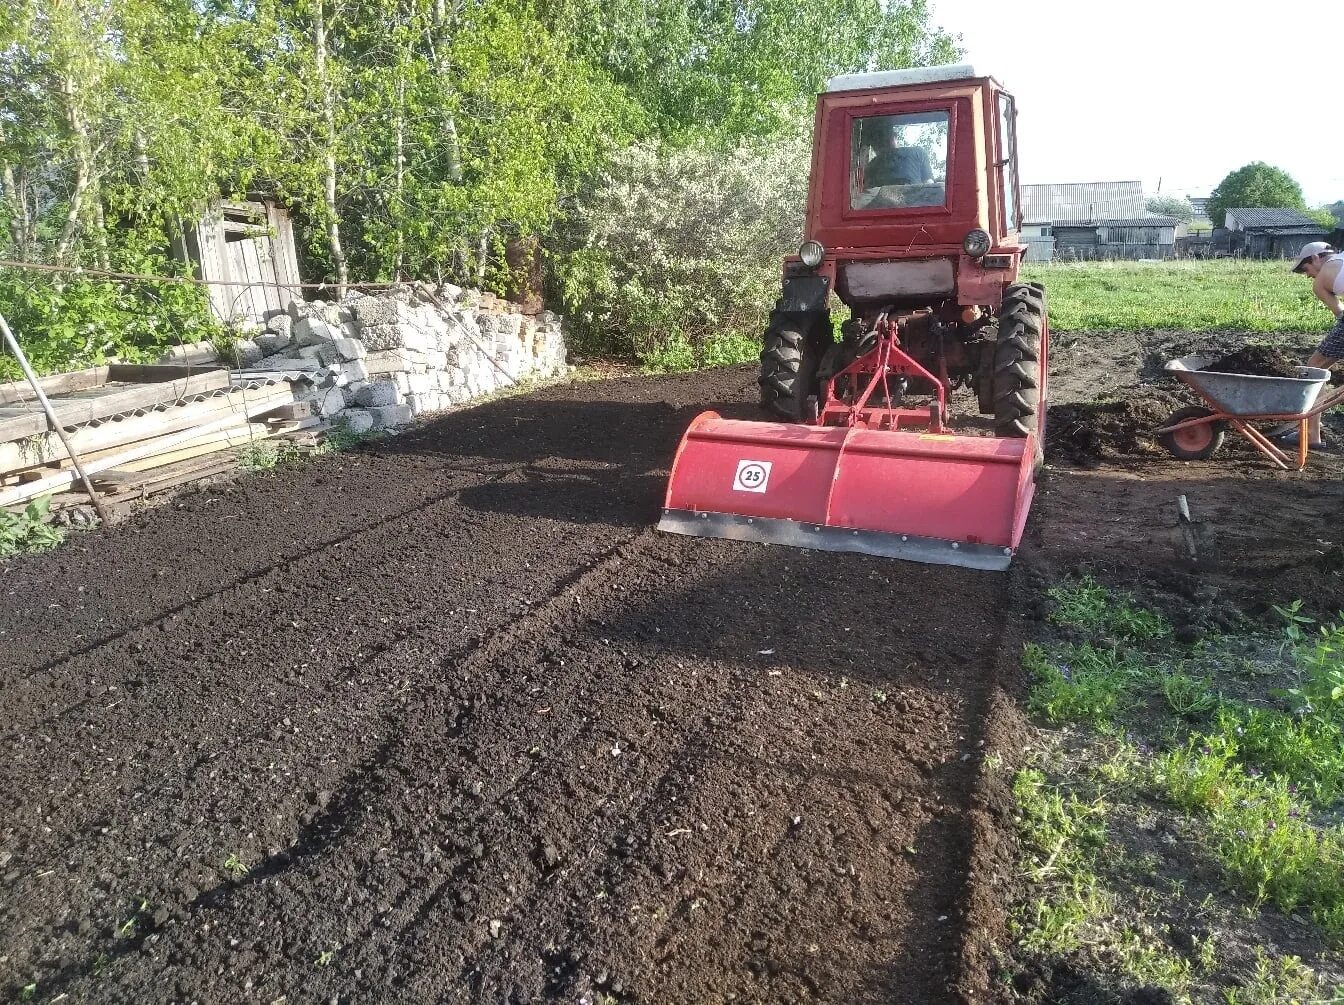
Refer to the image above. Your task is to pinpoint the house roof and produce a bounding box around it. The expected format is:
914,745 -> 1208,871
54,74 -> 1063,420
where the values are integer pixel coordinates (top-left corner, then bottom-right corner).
1225,207 -> 1320,228
1097,217 -> 1180,227
1261,225 -> 1331,236
1022,181 -> 1146,223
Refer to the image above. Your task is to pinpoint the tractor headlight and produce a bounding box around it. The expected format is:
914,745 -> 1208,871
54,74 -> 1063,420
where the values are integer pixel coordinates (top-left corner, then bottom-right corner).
799,240 -> 825,269
962,229 -> 992,259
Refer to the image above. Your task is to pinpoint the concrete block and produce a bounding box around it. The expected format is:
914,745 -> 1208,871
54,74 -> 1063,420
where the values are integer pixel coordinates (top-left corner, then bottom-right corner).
295,344 -> 326,360
400,327 -> 433,352
368,403 -> 413,428
353,380 -> 402,408
265,314 -> 294,339
352,297 -> 399,328
317,338 -> 367,365
364,350 -> 403,376
338,408 -> 375,435
255,332 -> 290,356
313,385 -> 346,418
407,372 -> 434,394
293,316 -> 339,346
288,299 -> 317,321
340,360 -> 370,384
438,282 -> 463,303
359,324 -> 404,351
235,339 -> 264,368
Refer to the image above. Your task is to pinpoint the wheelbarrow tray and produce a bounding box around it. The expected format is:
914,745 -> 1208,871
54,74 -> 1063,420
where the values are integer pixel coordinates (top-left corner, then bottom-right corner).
1165,356 -> 1329,417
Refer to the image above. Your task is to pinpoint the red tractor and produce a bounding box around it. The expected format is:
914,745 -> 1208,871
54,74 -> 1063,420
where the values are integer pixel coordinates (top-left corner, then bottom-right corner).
659,64 -> 1048,571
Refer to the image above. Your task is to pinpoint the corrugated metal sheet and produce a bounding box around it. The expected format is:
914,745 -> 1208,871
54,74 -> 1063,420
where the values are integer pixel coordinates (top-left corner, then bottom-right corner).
1023,236 -> 1055,262
1022,181 -> 1146,224
1225,207 -> 1320,230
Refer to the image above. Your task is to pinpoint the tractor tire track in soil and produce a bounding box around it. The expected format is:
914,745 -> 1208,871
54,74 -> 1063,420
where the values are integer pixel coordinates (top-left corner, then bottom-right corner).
0,365 -> 1018,1004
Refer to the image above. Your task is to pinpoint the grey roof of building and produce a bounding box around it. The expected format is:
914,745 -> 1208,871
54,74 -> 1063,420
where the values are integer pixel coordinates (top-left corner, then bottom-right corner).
1022,181 -> 1146,223
1261,225 -> 1331,235
1052,217 -> 1179,228
1226,207 -> 1320,228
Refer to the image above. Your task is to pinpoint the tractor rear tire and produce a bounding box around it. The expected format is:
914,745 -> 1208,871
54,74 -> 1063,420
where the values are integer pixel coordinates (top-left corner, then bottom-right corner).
759,324 -> 820,422
993,284 -> 1047,445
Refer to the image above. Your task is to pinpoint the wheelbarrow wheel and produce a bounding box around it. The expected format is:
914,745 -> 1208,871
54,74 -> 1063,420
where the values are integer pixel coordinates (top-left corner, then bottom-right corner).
1158,405 -> 1226,460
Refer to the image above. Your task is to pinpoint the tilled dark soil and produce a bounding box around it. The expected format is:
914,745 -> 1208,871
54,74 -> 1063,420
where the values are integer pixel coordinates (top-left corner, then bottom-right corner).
8,328 -> 1344,1005
1,366 -> 1017,1004
1200,344 -> 1301,378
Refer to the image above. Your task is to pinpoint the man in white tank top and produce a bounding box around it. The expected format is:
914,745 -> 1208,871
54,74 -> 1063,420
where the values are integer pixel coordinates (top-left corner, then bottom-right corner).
1275,242 -> 1344,446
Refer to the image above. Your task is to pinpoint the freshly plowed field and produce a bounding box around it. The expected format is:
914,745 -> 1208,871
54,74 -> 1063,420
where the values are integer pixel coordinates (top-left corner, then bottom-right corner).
1,367 -> 1017,1004
9,333 -> 1343,1005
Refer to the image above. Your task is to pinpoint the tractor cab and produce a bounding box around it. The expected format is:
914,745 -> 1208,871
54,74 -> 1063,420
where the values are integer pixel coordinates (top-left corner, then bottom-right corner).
799,63 -> 1023,313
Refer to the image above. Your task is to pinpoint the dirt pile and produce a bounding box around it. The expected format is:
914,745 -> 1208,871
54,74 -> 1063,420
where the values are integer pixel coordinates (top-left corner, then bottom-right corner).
1047,387 -> 1189,467
1200,345 -> 1301,378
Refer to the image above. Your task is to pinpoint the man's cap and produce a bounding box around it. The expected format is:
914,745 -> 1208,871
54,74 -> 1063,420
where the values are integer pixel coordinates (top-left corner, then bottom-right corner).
1292,241 -> 1335,273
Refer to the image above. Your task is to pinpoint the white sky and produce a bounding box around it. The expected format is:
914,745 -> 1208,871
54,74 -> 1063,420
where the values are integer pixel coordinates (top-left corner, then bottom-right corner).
927,0 -> 1344,206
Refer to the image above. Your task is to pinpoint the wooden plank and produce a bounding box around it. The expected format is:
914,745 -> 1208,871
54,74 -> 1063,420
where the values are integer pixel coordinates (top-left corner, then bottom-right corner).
0,384 -> 297,473
269,204 -> 302,312
111,421 -> 298,472
0,366 -> 109,406
0,409 -> 273,506
106,364 -> 228,383
243,239 -> 272,320
0,370 -> 232,442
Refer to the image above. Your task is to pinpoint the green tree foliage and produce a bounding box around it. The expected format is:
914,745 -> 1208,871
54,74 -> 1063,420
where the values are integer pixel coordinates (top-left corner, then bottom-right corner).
1327,201 -> 1344,227
1145,195 -> 1194,224
1207,162 -> 1307,229
0,0 -> 958,372
552,132 -> 810,368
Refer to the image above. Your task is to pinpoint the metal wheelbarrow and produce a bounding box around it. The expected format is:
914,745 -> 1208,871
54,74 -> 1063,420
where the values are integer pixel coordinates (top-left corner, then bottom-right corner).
1156,356 -> 1339,470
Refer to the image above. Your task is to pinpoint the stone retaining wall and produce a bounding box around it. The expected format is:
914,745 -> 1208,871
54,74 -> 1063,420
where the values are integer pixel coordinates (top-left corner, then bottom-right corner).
163,283 -> 569,433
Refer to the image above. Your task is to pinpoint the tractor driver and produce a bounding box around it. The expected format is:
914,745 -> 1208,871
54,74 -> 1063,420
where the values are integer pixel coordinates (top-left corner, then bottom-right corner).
1273,242 -> 1344,448
864,122 -> 935,189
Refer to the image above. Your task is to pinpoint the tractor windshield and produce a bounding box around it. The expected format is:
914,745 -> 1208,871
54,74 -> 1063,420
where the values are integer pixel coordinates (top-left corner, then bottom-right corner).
850,111 -> 949,211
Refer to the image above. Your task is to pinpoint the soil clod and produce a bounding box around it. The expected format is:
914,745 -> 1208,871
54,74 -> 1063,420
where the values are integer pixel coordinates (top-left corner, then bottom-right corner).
1199,345 -> 1301,378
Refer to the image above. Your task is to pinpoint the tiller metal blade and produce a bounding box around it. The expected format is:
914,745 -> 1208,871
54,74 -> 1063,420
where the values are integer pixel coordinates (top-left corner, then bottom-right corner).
657,413 -> 1035,570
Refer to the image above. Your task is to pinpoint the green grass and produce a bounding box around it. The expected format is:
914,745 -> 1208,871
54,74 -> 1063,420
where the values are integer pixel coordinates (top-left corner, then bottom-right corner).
1049,576 -> 1172,641
1022,259 -> 1324,333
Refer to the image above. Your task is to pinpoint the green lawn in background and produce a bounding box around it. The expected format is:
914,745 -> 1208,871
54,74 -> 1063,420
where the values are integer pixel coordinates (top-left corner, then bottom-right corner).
1022,260 -> 1324,334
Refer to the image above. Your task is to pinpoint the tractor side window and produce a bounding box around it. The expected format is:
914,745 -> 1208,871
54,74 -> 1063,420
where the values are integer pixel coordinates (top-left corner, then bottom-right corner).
998,94 -> 1020,231
850,111 -> 949,211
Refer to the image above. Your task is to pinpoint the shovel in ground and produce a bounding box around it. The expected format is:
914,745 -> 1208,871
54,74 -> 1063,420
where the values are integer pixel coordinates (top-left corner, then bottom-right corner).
1171,494 -> 1216,565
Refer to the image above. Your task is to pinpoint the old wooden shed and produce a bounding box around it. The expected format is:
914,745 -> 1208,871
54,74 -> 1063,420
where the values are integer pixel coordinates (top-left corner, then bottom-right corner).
1223,208 -> 1331,259
171,199 -> 301,325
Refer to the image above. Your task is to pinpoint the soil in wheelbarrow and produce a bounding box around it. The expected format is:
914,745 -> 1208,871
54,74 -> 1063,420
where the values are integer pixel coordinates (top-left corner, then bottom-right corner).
1199,344 -> 1301,379
1046,386 -> 1192,468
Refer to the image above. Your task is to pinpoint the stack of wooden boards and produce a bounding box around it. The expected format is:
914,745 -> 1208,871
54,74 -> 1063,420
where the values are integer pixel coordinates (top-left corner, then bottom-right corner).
0,364 -> 318,510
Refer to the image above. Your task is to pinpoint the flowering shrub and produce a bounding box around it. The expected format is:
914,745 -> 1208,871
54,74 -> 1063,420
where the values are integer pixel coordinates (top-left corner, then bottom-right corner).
552,131 -> 810,370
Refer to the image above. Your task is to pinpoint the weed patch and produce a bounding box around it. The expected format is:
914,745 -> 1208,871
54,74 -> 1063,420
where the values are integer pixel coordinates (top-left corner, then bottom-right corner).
240,440 -> 304,472
1007,574 -> 1344,1001
1023,642 -> 1143,729
0,497 -> 65,557
1049,576 -> 1171,641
